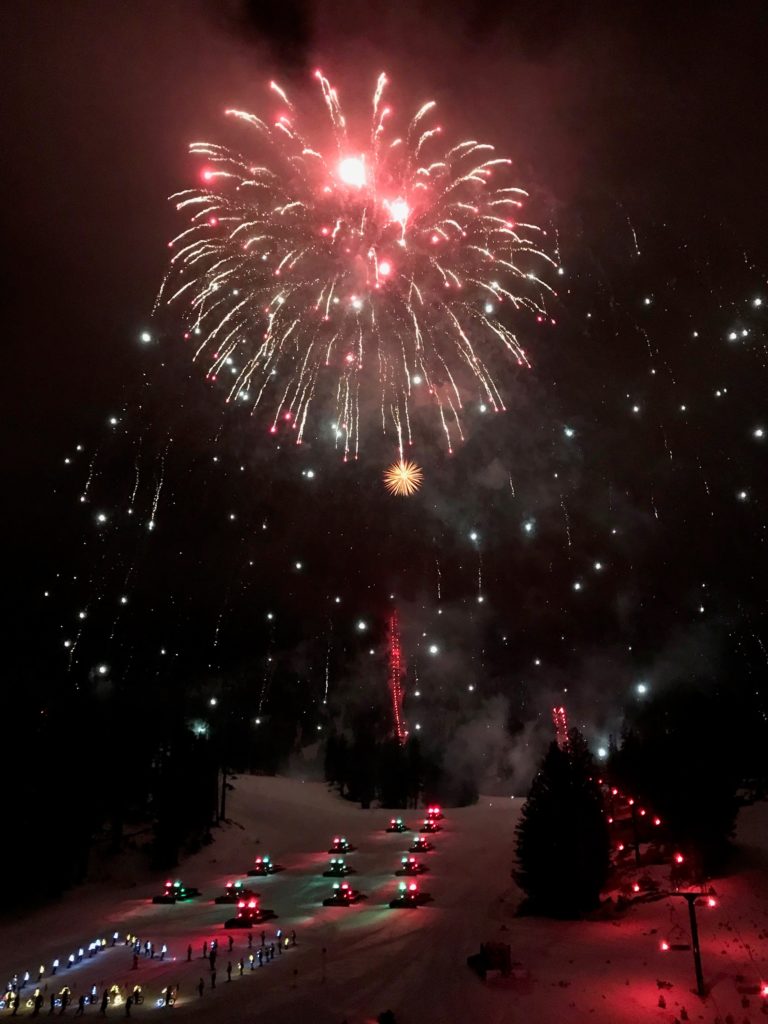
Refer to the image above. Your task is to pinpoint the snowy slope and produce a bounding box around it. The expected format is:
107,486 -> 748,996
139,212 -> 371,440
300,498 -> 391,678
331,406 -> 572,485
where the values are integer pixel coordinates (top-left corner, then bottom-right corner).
1,775 -> 767,1023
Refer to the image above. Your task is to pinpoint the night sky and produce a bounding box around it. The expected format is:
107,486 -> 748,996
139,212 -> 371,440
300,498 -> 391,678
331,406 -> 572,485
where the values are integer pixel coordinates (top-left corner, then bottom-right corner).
4,1 -> 768,780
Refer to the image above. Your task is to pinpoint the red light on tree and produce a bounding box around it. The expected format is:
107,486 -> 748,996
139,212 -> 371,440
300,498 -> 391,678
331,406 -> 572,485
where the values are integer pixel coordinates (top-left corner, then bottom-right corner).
653,817 -> 662,826
632,882 -> 640,893
660,940 -> 669,952
674,853 -> 684,864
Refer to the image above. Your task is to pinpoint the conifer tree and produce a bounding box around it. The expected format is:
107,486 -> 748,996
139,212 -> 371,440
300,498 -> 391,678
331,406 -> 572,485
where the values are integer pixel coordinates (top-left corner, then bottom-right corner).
514,729 -> 609,917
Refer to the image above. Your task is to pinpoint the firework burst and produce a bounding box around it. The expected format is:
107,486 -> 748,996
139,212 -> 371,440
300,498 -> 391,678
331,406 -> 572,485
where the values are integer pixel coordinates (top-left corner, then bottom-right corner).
158,71 -> 555,457
384,459 -> 424,496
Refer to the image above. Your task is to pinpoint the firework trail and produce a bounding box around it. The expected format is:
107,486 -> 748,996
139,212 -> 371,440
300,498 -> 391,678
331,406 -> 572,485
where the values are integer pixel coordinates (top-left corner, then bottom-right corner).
388,609 -> 406,744
158,72 -> 555,457
147,443 -> 170,531
559,495 -> 572,549
129,458 -> 140,513
80,453 -> 98,505
324,638 -> 331,705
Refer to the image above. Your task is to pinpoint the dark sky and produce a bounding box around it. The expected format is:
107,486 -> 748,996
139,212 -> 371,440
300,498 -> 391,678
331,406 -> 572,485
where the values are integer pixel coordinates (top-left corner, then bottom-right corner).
3,1 -> 768,767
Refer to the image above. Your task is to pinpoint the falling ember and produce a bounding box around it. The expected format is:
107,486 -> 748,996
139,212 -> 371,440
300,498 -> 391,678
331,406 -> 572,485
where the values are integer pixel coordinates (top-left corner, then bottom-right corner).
157,71 -> 554,458
384,459 -> 424,496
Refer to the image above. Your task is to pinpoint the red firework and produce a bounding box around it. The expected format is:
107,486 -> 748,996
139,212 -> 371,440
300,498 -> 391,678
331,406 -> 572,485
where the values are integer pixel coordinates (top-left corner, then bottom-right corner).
552,705 -> 569,750
388,611 -> 406,744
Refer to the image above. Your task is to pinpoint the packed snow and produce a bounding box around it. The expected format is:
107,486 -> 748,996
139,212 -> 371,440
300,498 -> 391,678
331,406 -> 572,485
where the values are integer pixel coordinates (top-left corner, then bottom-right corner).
2,775 -> 767,1023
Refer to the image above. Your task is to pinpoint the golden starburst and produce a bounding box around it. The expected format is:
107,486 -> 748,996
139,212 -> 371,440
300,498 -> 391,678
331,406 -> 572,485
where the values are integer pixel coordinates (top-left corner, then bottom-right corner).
384,459 -> 424,496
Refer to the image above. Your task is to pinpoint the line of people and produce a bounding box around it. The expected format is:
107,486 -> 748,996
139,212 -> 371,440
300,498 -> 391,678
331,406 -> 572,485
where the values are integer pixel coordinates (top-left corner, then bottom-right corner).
192,928 -> 298,999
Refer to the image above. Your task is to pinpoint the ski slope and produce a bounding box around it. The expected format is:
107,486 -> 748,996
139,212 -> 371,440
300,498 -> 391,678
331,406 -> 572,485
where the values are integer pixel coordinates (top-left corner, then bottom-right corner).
1,775 -> 767,1023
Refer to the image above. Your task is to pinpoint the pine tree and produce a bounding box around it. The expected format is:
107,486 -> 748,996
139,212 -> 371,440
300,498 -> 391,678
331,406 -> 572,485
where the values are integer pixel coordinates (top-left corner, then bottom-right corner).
514,729 -> 609,917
